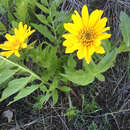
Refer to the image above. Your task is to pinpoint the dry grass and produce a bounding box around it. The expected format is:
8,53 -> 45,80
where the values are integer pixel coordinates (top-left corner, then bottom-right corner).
0,0 -> 130,130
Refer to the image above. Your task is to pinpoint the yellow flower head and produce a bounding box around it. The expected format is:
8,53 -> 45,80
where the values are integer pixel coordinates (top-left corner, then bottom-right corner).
0,22 -> 35,58
63,5 -> 111,64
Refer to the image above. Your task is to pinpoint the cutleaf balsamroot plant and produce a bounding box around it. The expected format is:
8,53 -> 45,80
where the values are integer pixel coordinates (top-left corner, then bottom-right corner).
0,1 -> 130,119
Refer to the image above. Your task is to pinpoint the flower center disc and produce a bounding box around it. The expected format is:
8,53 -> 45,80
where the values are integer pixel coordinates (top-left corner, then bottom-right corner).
85,33 -> 91,40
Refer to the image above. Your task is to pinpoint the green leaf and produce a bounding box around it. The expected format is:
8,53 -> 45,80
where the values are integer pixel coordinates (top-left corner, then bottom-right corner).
11,21 -> 18,28
84,60 -> 98,74
96,50 -> 117,73
49,4 -> 57,19
61,70 -> 95,86
8,11 -> 15,22
15,0 -> 29,23
31,23 -> 56,42
0,69 -> 19,85
67,54 -> 76,70
0,56 -> 41,80
40,0 -> 48,6
53,0 -> 62,8
27,44 -> 59,82
35,1 -> 49,13
96,74 -> 105,81
0,58 -> 19,85
56,23 -> 64,35
40,84 -> 47,92
52,89 -> 58,105
0,21 -> 7,33
118,41 -> 130,53
88,122 -> 98,130
120,11 -> 130,46
102,40 -> 112,53
0,56 -> 41,104
40,92 -> 51,105
8,85 -> 39,105
1,0 -> 9,10
33,92 -> 51,110
66,107 -> 80,121
35,14 -> 49,26
58,86 -> 72,92
0,77 -> 32,102
49,78 -> 58,91
62,50 -> 117,86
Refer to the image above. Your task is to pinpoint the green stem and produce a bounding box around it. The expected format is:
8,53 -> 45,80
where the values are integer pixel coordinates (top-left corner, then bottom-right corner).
68,93 -> 73,108
0,56 -> 42,81
49,8 -> 57,41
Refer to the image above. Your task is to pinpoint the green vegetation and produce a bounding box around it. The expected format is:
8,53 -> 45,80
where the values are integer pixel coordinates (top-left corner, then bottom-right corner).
0,0 -> 130,129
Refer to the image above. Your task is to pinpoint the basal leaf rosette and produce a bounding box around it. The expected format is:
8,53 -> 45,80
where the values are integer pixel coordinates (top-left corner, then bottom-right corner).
0,22 -> 35,58
63,5 -> 111,64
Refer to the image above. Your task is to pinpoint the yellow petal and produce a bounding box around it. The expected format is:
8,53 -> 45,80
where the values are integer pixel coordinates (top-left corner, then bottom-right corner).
64,23 -> 80,35
81,5 -> 89,26
65,46 -> 77,53
21,43 -> 27,48
88,45 -> 95,56
63,39 -> 80,52
30,29 -> 35,34
63,40 -> 70,46
62,33 -> 74,39
62,34 -> 78,43
97,33 -> 111,40
84,47 -> 92,64
84,46 -> 95,64
14,50 -> 20,57
0,44 -> 7,49
0,42 -> 11,50
65,40 -> 80,52
5,34 -> 12,40
24,24 -> 27,30
101,27 -> 110,33
28,26 -> 31,31
72,10 -> 83,28
0,51 -> 14,58
93,40 -> 101,46
85,56 -> 91,64
95,46 -> 105,54
88,10 -> 103,27
94,17 -> 108,32
18,22 -> 23,30
77,46 -> 85,59
14,28 -> 18,35
25,30 -> 35,39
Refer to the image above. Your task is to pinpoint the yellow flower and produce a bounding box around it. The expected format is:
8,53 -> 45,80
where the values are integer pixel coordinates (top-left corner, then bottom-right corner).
0,22 -> 35,58
63,5 -> 111,64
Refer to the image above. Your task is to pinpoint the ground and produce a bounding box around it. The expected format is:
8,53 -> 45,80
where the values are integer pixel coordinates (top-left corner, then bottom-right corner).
0,0 -> 130,130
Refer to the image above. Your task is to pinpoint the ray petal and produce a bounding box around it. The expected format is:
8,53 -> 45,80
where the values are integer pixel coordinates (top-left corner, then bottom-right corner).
88,10 -> 103,27
95,45 -> 105,54
64,23 -> 80,35
101,27 -> 110,33
77,46 -> 85,59
94,17 -> 108,32
5,34 -> 12,40
81,5 -> 89,26
65,45 -> 78,53
72,10 -> 83,27
18,22 -> 24,31
97,33 -> 111,40
84,47 -> 92,64
0,51 -> 14,58
14,50 -> 20,57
